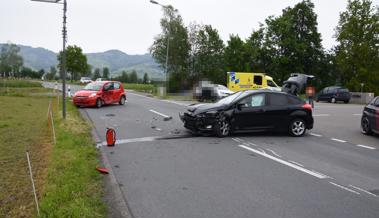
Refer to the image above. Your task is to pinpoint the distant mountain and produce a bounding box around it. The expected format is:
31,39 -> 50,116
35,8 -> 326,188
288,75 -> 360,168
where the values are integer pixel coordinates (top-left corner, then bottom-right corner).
0,43 -> 164,80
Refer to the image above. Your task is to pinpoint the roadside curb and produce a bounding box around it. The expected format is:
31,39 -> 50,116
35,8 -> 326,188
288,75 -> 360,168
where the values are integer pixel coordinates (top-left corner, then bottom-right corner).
79,109 -> 134,218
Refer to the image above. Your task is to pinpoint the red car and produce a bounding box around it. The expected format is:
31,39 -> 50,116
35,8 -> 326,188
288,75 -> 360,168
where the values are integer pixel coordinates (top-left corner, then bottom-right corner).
73,81 -> 126,108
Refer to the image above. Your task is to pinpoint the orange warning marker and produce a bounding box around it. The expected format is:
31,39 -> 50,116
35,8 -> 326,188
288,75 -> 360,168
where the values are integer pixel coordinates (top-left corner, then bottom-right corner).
96,167 -> 109,174
106,128 -> 116,146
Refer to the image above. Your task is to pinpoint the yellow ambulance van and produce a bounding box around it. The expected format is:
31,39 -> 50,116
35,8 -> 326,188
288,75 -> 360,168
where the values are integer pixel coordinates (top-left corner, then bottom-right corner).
227,72 -> 281,92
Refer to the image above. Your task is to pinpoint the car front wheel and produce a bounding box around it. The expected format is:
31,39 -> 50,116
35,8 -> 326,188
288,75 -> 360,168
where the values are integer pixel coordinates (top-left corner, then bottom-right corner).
361,116 -> 372,135
289,118 -> 306,137
96,98 -> 102,108
119,96 -> 126,105
214,115 -> 230,137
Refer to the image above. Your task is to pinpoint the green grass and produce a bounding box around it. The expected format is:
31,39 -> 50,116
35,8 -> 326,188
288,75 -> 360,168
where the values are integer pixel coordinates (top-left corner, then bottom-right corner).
39,100 -> 106,218
0,86 -> 106,218
0,79 -> 42,88
123,83 -> 155,93
0,95 -> 51,217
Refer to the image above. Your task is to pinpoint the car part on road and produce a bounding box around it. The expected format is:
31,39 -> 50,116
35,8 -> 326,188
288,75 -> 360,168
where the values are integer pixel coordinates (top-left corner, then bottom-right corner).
106,128 -> 116,146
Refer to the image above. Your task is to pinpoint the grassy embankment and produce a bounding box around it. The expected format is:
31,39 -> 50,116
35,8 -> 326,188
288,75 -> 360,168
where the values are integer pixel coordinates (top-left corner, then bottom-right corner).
0,79 -> 105,217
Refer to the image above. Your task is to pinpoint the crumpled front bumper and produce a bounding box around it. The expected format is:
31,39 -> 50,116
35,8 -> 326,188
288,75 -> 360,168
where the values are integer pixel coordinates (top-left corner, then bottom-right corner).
179,112 -> 216,132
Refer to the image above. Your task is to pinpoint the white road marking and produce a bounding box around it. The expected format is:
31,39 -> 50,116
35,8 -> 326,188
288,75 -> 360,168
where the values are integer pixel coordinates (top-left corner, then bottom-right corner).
149,109 -> 171,118
266,148 -> 282,158
356,144 -> 376,150
331,138 -> 347,143
349,185 -> 378,197
289,160 -> 304,167
99,136 -> 160,146
232,138 -> 240,142
162,99 -> 189,106
246,142 -> 258,147
238,144 -> 328,179
329,182 -> 360,195
313,114 -> 330,117
310,133 -> 322,137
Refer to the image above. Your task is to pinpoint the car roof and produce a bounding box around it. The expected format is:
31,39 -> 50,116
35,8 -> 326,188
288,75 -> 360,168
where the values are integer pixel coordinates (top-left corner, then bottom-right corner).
241,89 -> 287,95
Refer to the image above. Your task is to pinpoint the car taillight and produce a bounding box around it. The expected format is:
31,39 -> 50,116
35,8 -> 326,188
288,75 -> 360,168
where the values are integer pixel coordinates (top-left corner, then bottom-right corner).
302,103 -> 312,112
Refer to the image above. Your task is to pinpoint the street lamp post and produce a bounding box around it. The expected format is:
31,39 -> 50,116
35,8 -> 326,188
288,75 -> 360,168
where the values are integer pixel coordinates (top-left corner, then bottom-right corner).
31,0 -> 67,119
150,0 -> 170,94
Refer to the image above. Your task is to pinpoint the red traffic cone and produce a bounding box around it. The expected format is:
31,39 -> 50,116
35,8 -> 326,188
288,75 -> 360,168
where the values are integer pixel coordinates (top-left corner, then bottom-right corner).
106,128 -> 116,146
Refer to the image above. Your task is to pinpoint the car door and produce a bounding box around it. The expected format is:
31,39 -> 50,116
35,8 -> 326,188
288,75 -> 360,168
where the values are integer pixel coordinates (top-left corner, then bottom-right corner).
318,88 -> 327,100
374,97 -> 379,132
233,93 -> 269,130
266,93 -> 292,130
102,82 -> 114,104
113,82 -> 121,102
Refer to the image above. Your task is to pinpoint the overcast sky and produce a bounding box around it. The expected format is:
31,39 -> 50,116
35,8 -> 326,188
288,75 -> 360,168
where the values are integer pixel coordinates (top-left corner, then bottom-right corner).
1,0 -> 378,54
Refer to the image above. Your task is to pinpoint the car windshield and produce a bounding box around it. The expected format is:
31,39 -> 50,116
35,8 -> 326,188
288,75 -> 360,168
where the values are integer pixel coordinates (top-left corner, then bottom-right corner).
217,85 -> 228,90
216,91 -> 243,105
83,83 -> 102,91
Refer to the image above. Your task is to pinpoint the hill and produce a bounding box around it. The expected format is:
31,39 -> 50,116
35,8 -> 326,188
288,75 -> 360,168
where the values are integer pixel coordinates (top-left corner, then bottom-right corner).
0,43 -> 164,80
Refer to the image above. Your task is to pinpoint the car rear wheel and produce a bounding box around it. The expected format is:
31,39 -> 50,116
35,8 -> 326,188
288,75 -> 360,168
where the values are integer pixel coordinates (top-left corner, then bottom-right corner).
331,97 -> 336,103
119,96 -> 126,105
361,116 -> 372,135
96,98 -> 102,108
289,118 -> 306,137
214,115 -> 230,138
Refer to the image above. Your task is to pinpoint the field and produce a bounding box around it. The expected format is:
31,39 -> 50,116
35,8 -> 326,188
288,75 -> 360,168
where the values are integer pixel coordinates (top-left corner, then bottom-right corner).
0,79 -> 105,217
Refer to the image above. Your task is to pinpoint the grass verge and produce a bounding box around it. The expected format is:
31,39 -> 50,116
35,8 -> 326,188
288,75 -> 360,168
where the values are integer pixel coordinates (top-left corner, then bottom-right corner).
123,83 -> 155,93
38,99 -> 106,217
0,84 -> 106,217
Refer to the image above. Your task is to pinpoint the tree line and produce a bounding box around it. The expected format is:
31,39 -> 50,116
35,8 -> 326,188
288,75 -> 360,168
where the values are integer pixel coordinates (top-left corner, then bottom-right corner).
0,44 -> 150,84
150,0 -> 379,94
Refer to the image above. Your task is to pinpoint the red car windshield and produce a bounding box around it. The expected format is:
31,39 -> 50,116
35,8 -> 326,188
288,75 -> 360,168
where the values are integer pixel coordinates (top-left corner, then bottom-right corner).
83,83 -> 102,91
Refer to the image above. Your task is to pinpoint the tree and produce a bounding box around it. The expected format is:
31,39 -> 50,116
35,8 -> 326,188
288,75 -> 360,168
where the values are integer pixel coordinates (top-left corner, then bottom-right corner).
263,0 -> 324,84
224,34 -> 247,73
150,5 -> 191,91
93,68 -> 101,80
334,0 -> 379,94
129,70 -> 138,83
45,66 -> 57,80
143,73 -> 149,84
191,25 -> 225,84
102,67 -> 110,79
0,43 -> 23,77
57,45 -> 90,81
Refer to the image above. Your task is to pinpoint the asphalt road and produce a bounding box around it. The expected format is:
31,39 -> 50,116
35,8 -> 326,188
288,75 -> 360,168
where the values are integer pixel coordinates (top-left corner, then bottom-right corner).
43,82 -> 379,218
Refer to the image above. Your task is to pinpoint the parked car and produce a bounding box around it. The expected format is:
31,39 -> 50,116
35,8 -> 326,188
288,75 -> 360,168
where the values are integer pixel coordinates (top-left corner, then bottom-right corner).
95,78 -> 106,82
180,90 -> 313,137
194,81 -> 234,102
72,81 -> 126,108
316,86 -> 351,103
361,96 -> 379,135
80,77 -> 92,84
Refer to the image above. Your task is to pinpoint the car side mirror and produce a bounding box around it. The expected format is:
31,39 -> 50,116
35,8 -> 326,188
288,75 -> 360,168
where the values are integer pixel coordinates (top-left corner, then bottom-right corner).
237,103 -> 248,110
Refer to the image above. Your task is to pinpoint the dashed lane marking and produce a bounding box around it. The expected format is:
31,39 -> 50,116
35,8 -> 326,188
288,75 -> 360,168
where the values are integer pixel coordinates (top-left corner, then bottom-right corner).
238,144 -> 328,179
313,114 -> 330,117
149,109 -> 171,119
310,133 -> 323,137
349,185 -> 378,197
356,144 -> 376,150
331,138 -> 347,143
329,182 -> 360,195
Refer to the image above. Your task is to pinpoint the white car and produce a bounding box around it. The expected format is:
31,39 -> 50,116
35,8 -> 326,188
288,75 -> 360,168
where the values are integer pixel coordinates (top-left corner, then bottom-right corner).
80,77 -> 92,84
215,85 -> 234,98
95,78 -> 107,82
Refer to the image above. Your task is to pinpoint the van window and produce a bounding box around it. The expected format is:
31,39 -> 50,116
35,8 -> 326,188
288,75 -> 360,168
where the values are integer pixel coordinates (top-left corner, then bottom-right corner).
267,80 -> 276,87
254,76 -> 263,85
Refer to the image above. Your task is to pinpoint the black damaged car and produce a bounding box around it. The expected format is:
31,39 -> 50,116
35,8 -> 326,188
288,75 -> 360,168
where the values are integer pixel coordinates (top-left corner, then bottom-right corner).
180,90 -> 313,137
